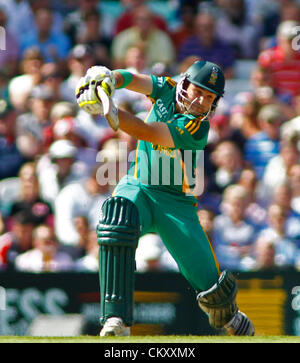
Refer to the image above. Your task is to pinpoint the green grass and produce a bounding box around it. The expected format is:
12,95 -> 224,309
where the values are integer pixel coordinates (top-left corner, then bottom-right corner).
0,335 -> 300,343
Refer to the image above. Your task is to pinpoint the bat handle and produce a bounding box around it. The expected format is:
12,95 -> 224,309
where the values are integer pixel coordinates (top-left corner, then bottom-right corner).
96,85 -> 119,132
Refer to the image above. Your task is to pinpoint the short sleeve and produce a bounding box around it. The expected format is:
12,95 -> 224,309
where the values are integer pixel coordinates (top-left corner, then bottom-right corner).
148,75 -> 162,100
148,75 -> 177,101
167,115 -> 210,150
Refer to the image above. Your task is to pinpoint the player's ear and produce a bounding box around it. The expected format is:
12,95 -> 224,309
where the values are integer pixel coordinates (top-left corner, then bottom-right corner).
210,96 -> 220,115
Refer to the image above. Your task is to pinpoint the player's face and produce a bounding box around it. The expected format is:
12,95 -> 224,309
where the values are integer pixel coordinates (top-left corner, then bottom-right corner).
185,83 -> 217,116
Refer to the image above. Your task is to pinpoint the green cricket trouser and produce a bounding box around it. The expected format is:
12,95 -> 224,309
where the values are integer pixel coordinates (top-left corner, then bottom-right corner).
113,176 -> 220,291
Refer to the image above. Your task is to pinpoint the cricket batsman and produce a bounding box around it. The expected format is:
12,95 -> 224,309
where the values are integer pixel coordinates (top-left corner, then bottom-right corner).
75,60 -> 255,337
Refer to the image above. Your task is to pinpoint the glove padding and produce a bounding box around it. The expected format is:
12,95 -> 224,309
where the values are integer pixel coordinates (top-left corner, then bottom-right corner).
75,66 -> 116,115
85,66 -> 116,97
76,76 -> 104,115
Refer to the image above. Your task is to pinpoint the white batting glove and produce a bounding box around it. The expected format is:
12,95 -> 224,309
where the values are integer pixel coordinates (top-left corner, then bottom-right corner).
86,66 -> 116,97
75,76 -> 104,115
75,66 -> 116,115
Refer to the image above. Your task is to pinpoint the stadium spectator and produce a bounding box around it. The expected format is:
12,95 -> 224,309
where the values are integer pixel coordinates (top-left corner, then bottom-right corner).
253,204 -> 299,269
54,166 -> 110,246
197,207 -> 216,244
248,64 -> 296,122
8,162 -> 53,227
60,44 -> 96,104
50,101 -> 77,137
257,20 -> 300,101
292,95 -> 300,120
266,181 -> 300,247
174,55 -> 201,76
243,104 -> 282,180
73,216 -> 90,251
0,211 -> 36,270
122,44 -> 150,75
271,183 -> 294,216
60,215 -> 90,260
114,0 -> 168,35
207,113 -> 247,154
40,62 -> 65,103
8,47 -> 44,112
215,0 -> 260,59
50,101 -> 78,123
197,175 -> 222,215
0,7 -> 20,78
75,229 -> 99,271
74,106 -> 113,150
207,113 -> 230,146
37,139 -> 89,207
0,100 -> 27,180
287,163 -> 300,216
261,139 -> 300,200
63,0 -> 114,45
29,0 -> 65,34
38,101 -> 78,151
51,115 -> 98,173
237,167 -> 268,228
260,0 -> 300,49
135,233 -> 165,272
209,140 -> 245,194
112,45 -> 152,115
20,7 -> 71,63
253,85 -> 296,122
177,11 -> 236,78
111,4 -> 176,69
170,0 -> 197,51
135,233 -> 178,272
14,224 -> 74,272
16,84 -> 56,157
280,107 -> 300,144
229,92 -> 261,142
250,65 -> 273,91
75,11 -> 111,67
252,236 -> 276,270
213,184 -> 258,271
0,0 -> 34,39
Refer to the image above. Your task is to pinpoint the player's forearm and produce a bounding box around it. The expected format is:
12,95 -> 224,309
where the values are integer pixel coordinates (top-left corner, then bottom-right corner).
113,70 -> 153,95
118,108 -> 175,148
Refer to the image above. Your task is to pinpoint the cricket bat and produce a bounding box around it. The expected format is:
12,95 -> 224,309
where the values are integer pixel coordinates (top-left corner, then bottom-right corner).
96,85 -> 119,131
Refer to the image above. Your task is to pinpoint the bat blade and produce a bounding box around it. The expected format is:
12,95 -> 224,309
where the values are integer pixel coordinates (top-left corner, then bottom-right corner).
97,85 -> 119,131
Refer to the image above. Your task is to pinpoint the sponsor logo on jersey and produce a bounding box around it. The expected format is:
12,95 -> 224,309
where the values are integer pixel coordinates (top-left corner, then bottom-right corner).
156,99 -> 168,118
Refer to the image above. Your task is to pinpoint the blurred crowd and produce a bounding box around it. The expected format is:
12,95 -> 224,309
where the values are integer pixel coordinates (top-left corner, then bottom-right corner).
0,0 -> 300,274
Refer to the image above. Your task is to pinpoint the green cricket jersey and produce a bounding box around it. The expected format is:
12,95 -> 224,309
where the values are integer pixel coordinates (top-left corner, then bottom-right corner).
128,75 -> 210,199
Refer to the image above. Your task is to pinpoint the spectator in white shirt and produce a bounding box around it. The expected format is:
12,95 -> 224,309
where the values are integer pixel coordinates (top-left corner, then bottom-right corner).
75,230 -> 99,272
288,163 -> 300,216
54,166 -> 111,246
37,139 -> 89,207
15,224 -> 74,272
213,184 -> 258,271
261,140 -> 300,202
